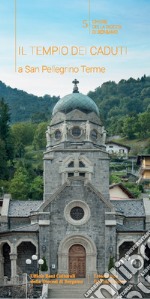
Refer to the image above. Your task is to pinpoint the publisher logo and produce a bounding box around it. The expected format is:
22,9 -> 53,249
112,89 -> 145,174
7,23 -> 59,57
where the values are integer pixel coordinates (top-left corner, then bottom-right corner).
84,231 -> 150,298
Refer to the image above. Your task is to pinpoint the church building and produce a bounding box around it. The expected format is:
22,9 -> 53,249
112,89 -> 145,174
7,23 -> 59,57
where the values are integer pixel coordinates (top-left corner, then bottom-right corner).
0,80 -> 150,296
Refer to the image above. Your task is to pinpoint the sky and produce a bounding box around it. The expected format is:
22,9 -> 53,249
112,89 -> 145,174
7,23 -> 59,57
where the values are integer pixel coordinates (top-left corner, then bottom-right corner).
0,0 -> 150,97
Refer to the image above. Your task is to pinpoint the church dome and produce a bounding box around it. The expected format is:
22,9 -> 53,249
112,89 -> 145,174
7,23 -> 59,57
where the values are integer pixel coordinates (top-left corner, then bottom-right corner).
52,92 -> 99,116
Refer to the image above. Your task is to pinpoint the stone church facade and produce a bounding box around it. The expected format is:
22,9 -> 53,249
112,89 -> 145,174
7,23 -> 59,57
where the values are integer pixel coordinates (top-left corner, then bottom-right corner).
0,81 -> 150,285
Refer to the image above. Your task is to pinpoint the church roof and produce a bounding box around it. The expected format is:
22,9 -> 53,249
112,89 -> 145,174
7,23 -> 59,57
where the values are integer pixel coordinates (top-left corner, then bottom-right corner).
10,223 -> 39,232
116,223 -> 145,232
52,93 -> 99,116
9,200 -> 43,217
8,199 -> 145,218
111,199 -> 145,217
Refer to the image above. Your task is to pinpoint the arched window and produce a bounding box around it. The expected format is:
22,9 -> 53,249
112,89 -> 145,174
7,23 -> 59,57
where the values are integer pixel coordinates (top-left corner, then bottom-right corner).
119,241 -> 137,259
3,243 -> 11,278
91,129 -> 98,140
68,161 -> 74,167
55,129 -> 62,140
79,161 -> 85,167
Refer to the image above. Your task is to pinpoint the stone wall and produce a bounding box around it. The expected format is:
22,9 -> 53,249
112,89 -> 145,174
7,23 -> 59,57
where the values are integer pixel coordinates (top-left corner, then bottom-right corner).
0,284 -> 41,298
0,285 -> 26,298
42,179 -> 113,275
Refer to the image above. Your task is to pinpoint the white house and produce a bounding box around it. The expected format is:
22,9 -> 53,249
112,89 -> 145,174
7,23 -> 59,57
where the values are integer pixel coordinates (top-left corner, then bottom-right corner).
109,183 -> 134,200
106,141 -> 130,159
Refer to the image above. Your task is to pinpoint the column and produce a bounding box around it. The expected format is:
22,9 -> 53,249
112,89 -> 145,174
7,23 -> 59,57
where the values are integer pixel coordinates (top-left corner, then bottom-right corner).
0,254 -> 4,284
10,253 -> 17,283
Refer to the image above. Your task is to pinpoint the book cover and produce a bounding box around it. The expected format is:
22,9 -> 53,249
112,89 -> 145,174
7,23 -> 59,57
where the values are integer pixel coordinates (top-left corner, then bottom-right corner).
0,1 -> 150,299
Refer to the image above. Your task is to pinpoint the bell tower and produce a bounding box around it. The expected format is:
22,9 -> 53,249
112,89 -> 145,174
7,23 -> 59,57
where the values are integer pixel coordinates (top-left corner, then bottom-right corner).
43,80 -> 109,201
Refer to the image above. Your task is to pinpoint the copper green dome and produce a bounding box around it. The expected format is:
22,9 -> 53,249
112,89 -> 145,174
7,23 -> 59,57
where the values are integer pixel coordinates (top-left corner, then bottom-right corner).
52,93 -> 99,116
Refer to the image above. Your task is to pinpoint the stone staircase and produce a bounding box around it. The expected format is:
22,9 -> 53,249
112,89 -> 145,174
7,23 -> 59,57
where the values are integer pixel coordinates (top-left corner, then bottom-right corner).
48,279 -> 92,298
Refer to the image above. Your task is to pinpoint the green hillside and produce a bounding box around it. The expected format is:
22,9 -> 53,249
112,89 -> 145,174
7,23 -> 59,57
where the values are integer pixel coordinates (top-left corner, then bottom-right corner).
0,81 -> 59,123
88,75 -> 150,137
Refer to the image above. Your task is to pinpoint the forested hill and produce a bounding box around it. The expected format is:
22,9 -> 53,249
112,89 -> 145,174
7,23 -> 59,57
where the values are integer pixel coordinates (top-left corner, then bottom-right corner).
88,75 -> 150,136
0,76 -> 150,133
0,81 -> 59,123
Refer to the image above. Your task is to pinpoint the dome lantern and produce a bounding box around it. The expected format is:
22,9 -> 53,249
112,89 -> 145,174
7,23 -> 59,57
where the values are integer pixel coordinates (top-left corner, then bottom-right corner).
72,79 -> 79,93
52,80 -> 99,116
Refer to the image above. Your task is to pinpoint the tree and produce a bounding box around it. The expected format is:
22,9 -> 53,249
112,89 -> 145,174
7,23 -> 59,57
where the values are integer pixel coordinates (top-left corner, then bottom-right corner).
0,98 -> 14,178
141,87 -> 150,98
30,176 -> 43,199
124,182 -> 141,198
11,122 -> 36,157
0,98 -> 10,141
40,256 -> 48,272
33,122 -> 47,150
9,166 -> 30,199
145,140 -> 150,154
122,116 -> 138,139
138,111 -> 150,138
0,139 -> 8,179
0,179 -> 9,196
31,112 -> 48,124
143,97 -> 150,110
110,174 -> 121,184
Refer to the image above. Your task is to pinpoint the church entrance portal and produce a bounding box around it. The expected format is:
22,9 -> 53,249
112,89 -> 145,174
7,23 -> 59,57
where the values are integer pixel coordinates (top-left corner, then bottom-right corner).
69,244 -> 86,278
